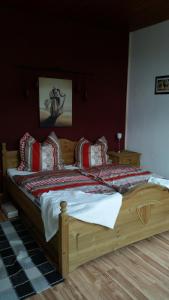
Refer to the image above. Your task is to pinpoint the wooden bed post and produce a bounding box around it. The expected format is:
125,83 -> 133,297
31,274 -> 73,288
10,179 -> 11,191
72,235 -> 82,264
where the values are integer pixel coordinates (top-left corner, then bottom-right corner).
2,143 -> 7,176
58,201 -> 69,278
1,143 -> 8,199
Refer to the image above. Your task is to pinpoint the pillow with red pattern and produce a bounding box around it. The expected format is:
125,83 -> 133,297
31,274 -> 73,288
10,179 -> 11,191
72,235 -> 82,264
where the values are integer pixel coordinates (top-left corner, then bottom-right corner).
18,131 -> 63,171
75,136 -> 109,169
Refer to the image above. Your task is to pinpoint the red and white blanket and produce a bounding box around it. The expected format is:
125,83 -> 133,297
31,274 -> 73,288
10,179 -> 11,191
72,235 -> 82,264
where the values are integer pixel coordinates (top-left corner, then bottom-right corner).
80,164 -> 151,193
12,164 -> 152,241
13,164 -> 151,198
13,168 -> 114,199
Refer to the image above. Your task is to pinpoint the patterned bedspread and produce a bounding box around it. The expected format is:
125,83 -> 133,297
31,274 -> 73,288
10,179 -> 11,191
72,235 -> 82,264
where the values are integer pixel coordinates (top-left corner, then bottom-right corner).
13,164 -> 152,198
80,164 -> 151,193
13,169 -> 115,198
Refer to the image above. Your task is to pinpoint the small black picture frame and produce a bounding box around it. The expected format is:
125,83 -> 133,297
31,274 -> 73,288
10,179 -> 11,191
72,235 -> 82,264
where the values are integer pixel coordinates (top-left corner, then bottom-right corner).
155,75 -> 169,94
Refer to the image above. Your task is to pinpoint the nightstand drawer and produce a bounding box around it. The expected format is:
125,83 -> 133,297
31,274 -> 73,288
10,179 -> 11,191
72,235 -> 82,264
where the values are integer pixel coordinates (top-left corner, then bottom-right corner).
108,150 -> 141,167
120,157 -> 139,166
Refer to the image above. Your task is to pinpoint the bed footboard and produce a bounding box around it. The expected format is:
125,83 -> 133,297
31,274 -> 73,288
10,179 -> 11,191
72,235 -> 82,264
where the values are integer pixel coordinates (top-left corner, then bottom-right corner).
66,184 -> 169,273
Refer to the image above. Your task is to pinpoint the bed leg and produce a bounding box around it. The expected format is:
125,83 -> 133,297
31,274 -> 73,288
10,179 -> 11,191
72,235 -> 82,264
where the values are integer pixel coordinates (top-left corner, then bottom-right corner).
1,143 -> 8,198
58,201 -> 69,278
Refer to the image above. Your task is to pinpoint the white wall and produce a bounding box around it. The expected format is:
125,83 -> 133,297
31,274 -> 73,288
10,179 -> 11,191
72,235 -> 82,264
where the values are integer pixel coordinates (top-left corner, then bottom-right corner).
126,20 -> 169,178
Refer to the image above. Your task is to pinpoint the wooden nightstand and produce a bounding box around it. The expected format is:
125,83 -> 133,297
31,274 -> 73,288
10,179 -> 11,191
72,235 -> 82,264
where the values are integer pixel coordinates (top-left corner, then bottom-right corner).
108,150 -> 141,167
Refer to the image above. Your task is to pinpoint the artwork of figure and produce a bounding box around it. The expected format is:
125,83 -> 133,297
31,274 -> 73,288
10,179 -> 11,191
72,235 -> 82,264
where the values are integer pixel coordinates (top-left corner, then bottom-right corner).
39,77 -> 72,127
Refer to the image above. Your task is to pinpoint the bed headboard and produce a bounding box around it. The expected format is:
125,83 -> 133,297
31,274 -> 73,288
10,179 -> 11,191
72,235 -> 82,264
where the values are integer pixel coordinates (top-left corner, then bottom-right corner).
60,139 -> 77,164
2,139 -> 77,175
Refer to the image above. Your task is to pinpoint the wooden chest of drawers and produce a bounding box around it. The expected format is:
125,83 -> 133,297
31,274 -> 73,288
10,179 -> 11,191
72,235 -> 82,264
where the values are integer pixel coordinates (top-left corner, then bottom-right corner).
108,150 -> 141,167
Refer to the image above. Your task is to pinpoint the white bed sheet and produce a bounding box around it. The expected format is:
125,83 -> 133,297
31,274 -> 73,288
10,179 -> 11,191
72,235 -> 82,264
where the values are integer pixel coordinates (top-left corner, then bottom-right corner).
7,164 -> 78,179
7,168 -> 36,202
40,190 -> 122,242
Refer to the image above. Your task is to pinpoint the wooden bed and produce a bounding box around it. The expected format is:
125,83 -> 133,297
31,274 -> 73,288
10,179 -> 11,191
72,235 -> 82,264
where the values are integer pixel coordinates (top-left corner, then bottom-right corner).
2,140 -> 169,278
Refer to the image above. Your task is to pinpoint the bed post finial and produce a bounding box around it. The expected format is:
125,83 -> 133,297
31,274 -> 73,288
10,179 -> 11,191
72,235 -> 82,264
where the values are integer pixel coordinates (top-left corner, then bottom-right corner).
59,200 -> 69,278
60,201 -> 67,214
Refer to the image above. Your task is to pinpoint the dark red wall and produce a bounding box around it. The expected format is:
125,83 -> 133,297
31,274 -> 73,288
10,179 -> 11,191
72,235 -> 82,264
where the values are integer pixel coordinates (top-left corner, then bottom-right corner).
0,10 -> 128,151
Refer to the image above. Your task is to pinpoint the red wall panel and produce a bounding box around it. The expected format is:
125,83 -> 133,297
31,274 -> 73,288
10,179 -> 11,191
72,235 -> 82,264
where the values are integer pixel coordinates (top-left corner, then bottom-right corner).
0,11 -> 129,164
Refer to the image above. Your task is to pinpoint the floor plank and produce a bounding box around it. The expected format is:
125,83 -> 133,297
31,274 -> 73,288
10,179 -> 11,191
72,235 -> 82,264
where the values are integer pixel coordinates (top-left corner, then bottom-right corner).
1,211 -> 169,300
28,230 -> 169,300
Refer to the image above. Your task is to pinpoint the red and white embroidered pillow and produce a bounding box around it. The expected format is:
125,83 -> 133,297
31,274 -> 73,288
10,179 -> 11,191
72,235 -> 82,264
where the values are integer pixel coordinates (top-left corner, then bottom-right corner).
17,132 -> 31,171
18,131 -> 63,171
75,136 -> 109,169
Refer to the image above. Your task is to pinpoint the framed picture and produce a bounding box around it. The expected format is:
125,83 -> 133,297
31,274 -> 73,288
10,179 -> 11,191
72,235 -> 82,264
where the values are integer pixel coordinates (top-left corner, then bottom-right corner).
39,77 -> 72,127
155,75 -> 169,94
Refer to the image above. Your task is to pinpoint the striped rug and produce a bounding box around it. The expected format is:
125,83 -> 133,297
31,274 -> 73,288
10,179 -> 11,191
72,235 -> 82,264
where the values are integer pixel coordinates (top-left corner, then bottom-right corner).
0,219 -> 63,300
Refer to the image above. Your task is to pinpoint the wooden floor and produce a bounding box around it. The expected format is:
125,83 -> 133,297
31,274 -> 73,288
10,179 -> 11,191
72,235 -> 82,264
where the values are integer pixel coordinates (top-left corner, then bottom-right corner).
1,213 -> 169,299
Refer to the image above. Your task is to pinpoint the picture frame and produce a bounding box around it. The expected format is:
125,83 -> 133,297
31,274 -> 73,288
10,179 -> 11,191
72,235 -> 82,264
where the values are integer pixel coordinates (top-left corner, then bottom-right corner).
155,75 -> 169,94
39,77 -> 72,127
